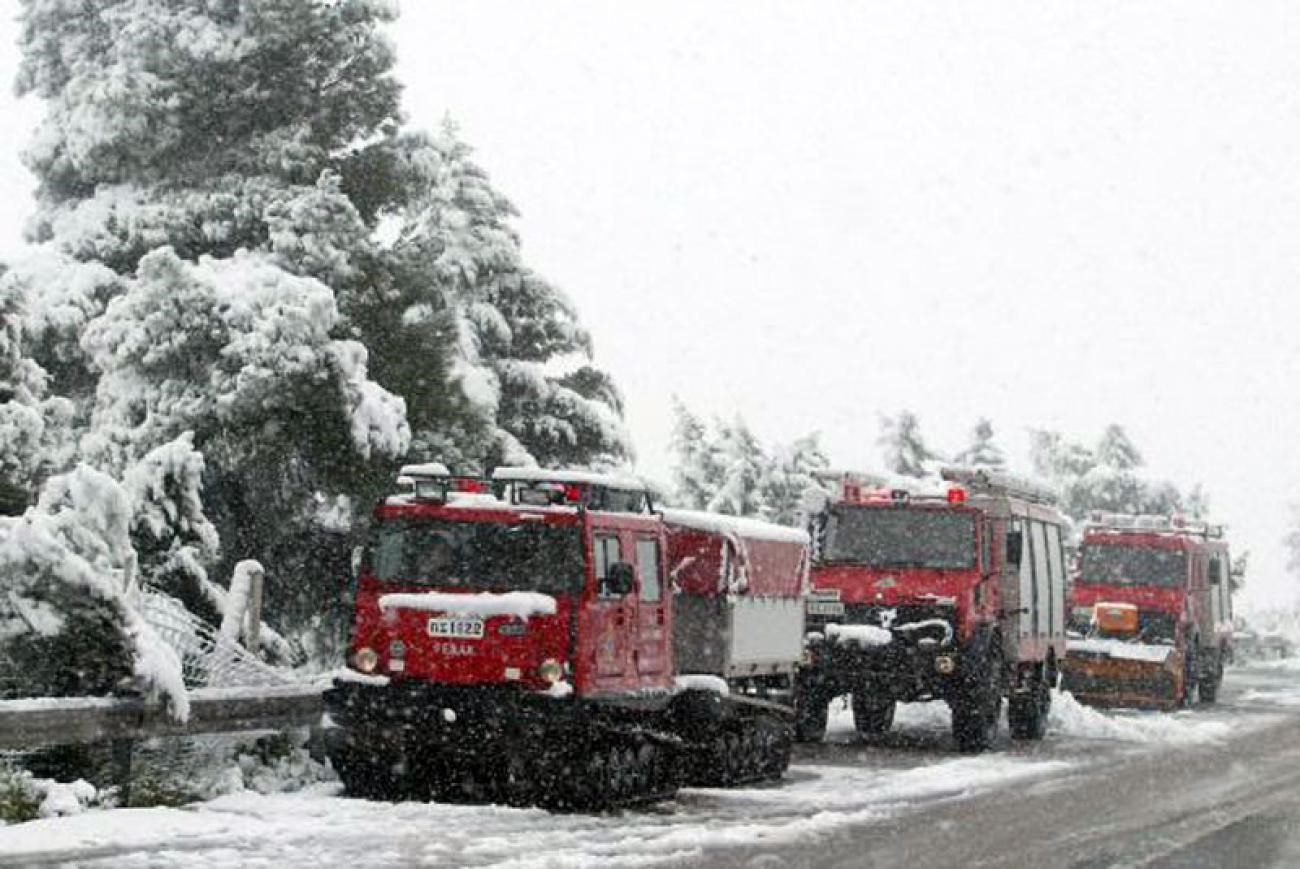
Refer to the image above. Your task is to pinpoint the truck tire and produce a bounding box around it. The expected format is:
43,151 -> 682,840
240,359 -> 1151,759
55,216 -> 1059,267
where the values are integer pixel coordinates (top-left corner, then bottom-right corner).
333,747 -> 400,801
1008,678 -> 1050,741
794,692 -> 829,743
851,692 -> 895,736
1199,649 -> 1222,704
951,644 -> 1002,753
1181,646 -> 1199,708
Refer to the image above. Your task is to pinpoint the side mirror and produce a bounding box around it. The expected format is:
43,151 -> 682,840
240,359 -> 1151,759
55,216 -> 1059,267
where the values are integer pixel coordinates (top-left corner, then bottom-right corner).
1005,530 -> 1024,568
605,562 -> 637,597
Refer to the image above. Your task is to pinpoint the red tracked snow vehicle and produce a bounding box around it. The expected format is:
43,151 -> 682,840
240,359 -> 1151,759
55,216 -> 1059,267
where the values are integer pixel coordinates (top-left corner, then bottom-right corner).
796,467 -> 1069,751
324,465 -> 809,808
1062,513 -> 1234,710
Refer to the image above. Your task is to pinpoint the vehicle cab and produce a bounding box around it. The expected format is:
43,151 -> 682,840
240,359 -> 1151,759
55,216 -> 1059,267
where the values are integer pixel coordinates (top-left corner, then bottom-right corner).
345,465 -> 673,700
798,466 -> 1069,750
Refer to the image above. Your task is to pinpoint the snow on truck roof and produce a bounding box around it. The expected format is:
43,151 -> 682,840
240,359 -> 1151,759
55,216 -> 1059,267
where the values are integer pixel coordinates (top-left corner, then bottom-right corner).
491,466 -> 648,491
1085,512 -> 1226,540
659,507 -> 810,545
399,462 -> 452,478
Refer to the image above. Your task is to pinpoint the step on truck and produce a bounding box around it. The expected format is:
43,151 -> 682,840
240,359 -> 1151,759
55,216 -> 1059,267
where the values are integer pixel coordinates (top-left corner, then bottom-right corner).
796,467 -> 1069,752
1062,513 -> 1234,710
323,465 -> 809,809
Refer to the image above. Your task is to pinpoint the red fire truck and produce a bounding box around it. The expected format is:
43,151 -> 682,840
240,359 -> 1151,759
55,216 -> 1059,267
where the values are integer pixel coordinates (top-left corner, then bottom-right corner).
796,467 -> 1069,752
324,465 -> 809,808
1062,513 -> 1234,709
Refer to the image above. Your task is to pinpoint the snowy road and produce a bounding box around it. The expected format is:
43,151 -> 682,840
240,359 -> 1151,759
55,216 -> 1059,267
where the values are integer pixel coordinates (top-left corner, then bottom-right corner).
2,663 -> 1298,868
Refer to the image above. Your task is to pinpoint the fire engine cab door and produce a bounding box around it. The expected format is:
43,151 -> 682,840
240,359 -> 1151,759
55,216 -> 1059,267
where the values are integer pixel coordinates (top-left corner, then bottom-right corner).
592,533 -> 633,682
633,535 -> 669,679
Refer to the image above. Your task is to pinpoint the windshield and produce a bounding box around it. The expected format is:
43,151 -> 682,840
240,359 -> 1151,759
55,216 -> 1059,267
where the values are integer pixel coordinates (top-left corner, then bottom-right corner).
368,519 -> 583,594
1080,544 -> 1187,588
822,507 -> 976,569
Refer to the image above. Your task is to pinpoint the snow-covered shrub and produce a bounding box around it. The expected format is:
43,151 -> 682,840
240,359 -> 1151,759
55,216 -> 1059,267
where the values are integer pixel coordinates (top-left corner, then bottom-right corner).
0,466 -> 187,717
0,765 -> 101,823
0,766 -> 43,824
235,733 -> 332,795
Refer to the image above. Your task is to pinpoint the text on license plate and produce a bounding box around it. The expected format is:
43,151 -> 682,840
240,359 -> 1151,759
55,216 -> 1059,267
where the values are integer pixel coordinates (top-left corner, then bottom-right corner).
427,617 -> 484,639
807,601 -> 845,616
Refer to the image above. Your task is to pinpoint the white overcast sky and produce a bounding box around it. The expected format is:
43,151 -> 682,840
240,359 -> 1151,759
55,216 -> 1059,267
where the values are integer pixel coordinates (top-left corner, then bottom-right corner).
1,2 -> 1297,610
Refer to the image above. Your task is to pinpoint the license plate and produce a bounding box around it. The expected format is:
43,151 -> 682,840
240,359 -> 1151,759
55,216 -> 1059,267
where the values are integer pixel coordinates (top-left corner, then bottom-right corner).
807,601 -> 845,616
427,617 -> 484,639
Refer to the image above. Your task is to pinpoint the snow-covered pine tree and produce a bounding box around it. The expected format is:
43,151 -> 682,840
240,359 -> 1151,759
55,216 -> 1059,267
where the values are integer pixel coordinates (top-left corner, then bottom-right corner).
668,397 -> 722,510
1028,424 -> 1200,523
667,400 -> 833,525
1027,428 -> 1095,482
11,0 -> 419,640
707,417 -> 768,517
0,273 -> 75,515
8,0 -> 628,650
878,410 -> 934,478
761,433 -> 832,526
381,123 -> 630,470
1095,423 -> 1143,471
953,418 -> 1006,469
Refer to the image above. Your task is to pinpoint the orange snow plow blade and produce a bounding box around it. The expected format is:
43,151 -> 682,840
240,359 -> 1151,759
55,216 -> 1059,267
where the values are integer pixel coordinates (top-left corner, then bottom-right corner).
1061,642 -> 1184,712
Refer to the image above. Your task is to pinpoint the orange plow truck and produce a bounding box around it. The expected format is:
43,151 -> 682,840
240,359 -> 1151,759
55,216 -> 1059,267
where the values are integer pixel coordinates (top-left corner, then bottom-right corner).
1062,513 -> 1234,711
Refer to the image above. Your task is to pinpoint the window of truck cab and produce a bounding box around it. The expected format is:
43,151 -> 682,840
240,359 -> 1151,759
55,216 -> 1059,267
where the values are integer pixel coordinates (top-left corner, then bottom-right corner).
636,537 -> 662,602
593,533 -> 622,597
822,505 -> 976,569
368,518 -> 583,594
1080,542 -> 1187,588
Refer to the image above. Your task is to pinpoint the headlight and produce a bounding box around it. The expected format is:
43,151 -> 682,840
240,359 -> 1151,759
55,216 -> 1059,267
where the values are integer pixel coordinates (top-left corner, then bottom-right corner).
538,659 -> 564,684
354,647 -> 379,673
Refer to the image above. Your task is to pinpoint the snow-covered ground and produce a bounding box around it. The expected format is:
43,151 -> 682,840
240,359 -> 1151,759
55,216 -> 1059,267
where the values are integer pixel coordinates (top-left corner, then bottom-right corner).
0,667 -> 1286,868
0,756 -> 1071,868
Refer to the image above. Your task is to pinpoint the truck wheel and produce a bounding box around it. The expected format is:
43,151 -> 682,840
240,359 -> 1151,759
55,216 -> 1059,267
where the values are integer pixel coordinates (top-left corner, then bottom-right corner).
333,748 -> 399,801
951,646 -> 1002,753
1199,650 -> 1222,704
498,749 -> 535,807
794,692 -> 830,743
1009,679 -> 1050,741
851,692 -> 895,736
1181,647 -> 1199,708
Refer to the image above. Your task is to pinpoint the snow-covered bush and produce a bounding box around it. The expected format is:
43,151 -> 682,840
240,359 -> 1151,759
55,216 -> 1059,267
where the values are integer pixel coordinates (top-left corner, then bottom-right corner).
0,466 -> 187,716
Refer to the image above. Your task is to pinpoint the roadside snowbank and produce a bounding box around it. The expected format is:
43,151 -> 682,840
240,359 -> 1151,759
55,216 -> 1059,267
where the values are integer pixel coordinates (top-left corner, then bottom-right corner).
827,691 -> 1232,746
1048,691 -> 1230,744
1239,687 -> 1300,707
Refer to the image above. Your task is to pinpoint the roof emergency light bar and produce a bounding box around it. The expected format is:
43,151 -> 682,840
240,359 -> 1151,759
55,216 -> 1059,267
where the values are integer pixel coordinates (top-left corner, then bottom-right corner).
491,467 -> 653,513
395,463 -> 490,502
939,466 -> 1058,505
1086,511 -> 1225,539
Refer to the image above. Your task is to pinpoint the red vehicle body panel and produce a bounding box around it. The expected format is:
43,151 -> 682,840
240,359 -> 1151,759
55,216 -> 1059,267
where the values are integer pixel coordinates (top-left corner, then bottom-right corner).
664,521 -> 807,600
